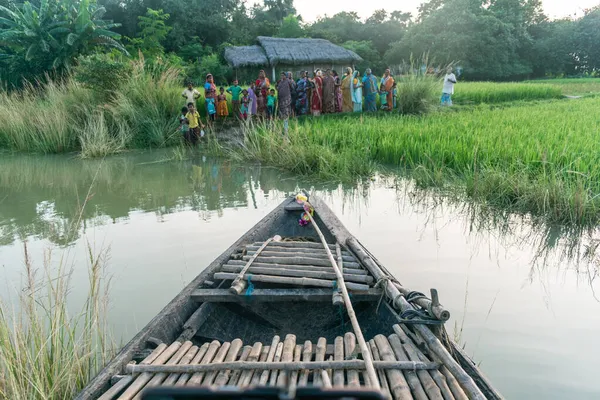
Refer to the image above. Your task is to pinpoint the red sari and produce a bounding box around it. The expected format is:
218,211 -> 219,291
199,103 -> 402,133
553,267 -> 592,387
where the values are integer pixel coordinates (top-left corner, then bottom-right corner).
311,76 -> 323,116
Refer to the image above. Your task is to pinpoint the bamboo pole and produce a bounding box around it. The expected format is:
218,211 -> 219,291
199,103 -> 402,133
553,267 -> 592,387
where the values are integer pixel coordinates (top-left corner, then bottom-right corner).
221,265 -> 373,284
241,255 -> 362,269
313,337 -> 327,386
277,334 -> 297,387
333,336 -> 344,387
227,345 -> 252,386
199,342 -> 231,386
288,345 -> 302,396
238,342 -> 262,387
347,238 -> 485,399
226,261 -> 368,274
163,345 -> 199,386
344,333 -> 360,387
387,334 -> 428,400
258,336 -> 280,385
373,335 -> 412,400
298,341 -> 312,387
268,342 -> 284,386
100,344 -> 167,400
393,325 -> 455,400
403,343 -> 444,400
176,342 -> 210,386
130,341 -> 193,400
231,238 -> 273,294
303,206 -> 380,390
245,250 -> 357,264
213,339 -> 243,386
246,245 -> 353,257
321,359 -> 332,388
251,241 -> 336,250
369,340 -> 391,400
186,340 -> 221,385
126,359 -> 441,374
251,345 -> 271,385
416,353 -> 459,400
332,244 -> 345,306
117,342 -> 182,400
214,272 -> 370,291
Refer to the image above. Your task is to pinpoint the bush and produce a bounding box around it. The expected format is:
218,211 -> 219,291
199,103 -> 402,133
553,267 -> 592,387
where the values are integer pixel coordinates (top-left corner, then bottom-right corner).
396,74 -> 439,115
73,54 -> 132,96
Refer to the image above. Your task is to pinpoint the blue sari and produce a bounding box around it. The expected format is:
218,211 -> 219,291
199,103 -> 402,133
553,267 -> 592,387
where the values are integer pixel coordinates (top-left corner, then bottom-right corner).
362,74 -> 378,112
295,78 -> 309,116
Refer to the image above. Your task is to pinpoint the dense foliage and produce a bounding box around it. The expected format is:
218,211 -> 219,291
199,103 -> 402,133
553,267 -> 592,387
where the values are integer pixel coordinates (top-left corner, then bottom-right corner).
2,0 -> 600,86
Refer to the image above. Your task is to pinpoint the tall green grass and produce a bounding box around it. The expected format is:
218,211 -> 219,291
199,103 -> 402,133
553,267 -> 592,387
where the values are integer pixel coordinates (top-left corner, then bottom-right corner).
525,78 -> 600,97
452,82 -> 562,104
0,243 -> 113,399
238,97 -> 600,225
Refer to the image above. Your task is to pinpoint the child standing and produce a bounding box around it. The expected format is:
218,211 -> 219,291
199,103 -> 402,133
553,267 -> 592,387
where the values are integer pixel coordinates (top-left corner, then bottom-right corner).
267,89 -> 276,119
206,97 -> 216,122
185,102 -> 205,145
179,106 -> 190,144
240,89 -> 249,120
227,80 -> 242,117
217,87 -> 229,120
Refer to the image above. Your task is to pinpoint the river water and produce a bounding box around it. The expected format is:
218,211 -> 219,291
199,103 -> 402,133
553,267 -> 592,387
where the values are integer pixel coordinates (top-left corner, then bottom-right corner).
0,150 -> 598,399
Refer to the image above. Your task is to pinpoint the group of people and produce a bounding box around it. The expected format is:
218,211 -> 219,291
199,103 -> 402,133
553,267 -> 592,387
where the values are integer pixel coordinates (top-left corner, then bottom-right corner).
178,67 -> 457,144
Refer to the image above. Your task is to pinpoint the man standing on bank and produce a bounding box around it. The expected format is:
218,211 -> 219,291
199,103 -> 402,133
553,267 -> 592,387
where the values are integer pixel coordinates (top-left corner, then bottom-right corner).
441,67 -> 457,106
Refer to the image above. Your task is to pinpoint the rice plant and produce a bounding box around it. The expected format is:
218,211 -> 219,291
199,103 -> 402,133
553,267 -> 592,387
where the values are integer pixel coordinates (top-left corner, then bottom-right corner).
453,82 -> 562,104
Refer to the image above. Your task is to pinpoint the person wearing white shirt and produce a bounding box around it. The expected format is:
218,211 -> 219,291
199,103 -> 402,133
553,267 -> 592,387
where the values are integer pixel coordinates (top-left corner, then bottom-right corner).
441,67 -> 457,106
182,82 -> 201,106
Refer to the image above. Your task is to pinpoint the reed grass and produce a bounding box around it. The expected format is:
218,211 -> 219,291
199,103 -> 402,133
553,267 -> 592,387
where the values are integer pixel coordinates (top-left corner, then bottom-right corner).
0,242 -> 114,399
237,97 -> 600,225
453,82 -> 562,104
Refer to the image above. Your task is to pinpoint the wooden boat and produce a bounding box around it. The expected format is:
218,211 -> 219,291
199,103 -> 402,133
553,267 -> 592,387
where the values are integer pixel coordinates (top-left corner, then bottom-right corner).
76,195 -> 502,400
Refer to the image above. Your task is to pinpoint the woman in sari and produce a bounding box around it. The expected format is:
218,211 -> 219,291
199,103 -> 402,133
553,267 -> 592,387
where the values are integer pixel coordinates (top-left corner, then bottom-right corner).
341,67 -> 354,112
322,69 -> 336,114
287,72 -> 297,117
332,70 -> 343,113
362,68 -> 378,112
352,70 -> 363,112
310,70 -> 323,116
295,71 -> 309,116
380,69 -> 395,111
255,70 -> 271,98
204,74 -> 217,116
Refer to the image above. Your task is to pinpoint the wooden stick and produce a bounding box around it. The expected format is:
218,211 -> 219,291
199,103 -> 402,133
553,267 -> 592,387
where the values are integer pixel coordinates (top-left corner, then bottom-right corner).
131,341 -> 193,400
100,344 -> 167,400
252,241 -> 335,250
200,341 -> 231,386
288,345 -> 302,396
373,335 -> 411,400
393,283 -> 450,321
241,255 -> 362,269
387,334 -> 428,400
416,353 -> 459,400
403,343 -> 444,400
117,342 -> 181,400
163,345 -> 199,386
276,334 -> 297,387
226,260 -> 367,274
303,206 -> 380,390
238,342 -> 262,387
186,340 -> 221,385
246,250 -> 357,264
268,342 -> 284,386
258,336 -> 280,385
313,337 -> 327,386
214,272 -> 370,292
176,342 -> 209,386
213,339 -> 243,386
369,340 -> 391,400
231,238 -> 273,294
298,341 -> 312,387
332,243 -> 344,306
251,345 -> 270,385
348,238 -> 485,399
333,336 -> 344,387
221,265 -> 373,284
246,245 -> 353,257
344,333 -> 360,387
227,345 -> 252,386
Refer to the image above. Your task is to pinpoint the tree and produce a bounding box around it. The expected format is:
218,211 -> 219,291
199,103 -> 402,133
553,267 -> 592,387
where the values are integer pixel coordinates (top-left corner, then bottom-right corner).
128,8 -> 171,57
0,0 -> 126,86
263,0 -> 295,25
576,6 -> 600,73
342,40 -> 383,71
277,14 -> 304,38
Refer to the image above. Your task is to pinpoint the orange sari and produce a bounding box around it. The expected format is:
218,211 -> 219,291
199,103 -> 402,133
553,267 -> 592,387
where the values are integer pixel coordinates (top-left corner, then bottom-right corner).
382,76 -> 394,111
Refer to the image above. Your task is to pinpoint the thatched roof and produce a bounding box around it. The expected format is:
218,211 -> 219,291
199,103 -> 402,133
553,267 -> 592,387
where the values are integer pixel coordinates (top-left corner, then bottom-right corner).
224,45 -> 268,68
224,37 -> 362,68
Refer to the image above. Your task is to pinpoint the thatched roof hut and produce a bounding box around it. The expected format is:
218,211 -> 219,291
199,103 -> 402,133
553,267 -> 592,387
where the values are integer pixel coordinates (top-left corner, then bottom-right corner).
224,36 -> 362,80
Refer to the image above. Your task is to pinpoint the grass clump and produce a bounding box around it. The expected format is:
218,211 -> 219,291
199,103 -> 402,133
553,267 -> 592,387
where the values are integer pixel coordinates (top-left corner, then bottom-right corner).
0,243 -> 113,399
453,82 -> 562,104
397,73 -> 439,114
79,111 -> 131,158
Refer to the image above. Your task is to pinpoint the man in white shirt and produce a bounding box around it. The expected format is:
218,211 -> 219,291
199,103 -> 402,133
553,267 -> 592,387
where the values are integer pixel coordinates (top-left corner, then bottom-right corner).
182,82 -> 201,106
441,67 -> 457,106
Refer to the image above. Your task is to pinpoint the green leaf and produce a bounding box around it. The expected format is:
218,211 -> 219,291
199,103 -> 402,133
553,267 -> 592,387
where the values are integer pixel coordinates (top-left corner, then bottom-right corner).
66,32 -> 78,46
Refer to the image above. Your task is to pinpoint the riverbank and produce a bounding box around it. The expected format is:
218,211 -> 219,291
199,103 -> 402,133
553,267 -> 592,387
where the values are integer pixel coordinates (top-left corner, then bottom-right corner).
228,96 -> 600,226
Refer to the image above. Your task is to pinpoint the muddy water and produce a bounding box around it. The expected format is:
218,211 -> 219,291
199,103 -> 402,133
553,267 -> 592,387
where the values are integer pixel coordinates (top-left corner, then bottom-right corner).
0,150 -> 598,399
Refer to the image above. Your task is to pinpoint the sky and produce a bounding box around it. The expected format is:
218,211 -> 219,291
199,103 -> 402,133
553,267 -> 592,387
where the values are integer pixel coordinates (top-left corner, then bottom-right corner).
295,0 -> 600,22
